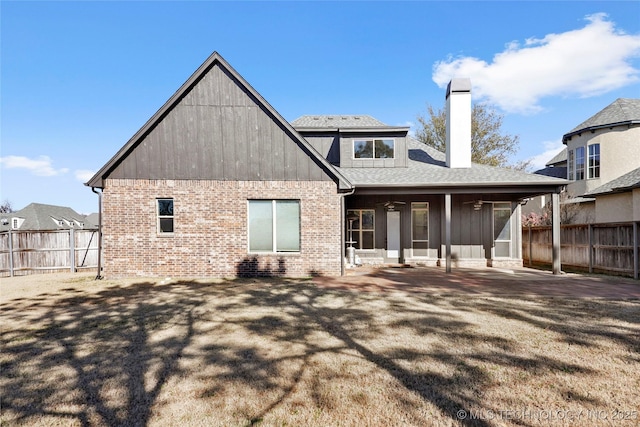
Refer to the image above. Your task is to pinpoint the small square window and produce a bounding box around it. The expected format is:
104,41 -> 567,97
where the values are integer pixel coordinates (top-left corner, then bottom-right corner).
157,199 -> 174,233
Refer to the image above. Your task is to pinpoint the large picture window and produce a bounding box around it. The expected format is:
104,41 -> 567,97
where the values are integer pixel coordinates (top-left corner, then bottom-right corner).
353,139 -> 394,159
347,209 -> 374,250
248,200 -> 300,253
575,147 -> 585,181
588,144 -> 600,179
411,202 -> 429,256
157,198 -> 174,234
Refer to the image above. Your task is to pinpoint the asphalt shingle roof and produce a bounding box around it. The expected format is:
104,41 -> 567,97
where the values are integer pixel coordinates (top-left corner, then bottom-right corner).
565,98 -> 640,138
291,115 -> 389,128
336,137 -> 567,187
0,203 -> 97,231
585,167 -> 640,196
546,148 -> 567,166
534,166 -> 568,179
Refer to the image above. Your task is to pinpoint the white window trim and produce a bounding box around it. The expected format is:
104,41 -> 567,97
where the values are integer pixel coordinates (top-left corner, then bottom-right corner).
575,146 -> 585,181
588,143 -> 600,179
347,209 -> 376,251
247,200 -> 301,254
493,202 -> 512,258
411,202 -> 429,256
568,149 -> 574,181
157,198 -> 175,235
352,139 -> 396,160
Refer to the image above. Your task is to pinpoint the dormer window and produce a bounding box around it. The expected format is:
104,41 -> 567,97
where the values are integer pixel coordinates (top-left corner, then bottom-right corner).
353,139 -> 395,159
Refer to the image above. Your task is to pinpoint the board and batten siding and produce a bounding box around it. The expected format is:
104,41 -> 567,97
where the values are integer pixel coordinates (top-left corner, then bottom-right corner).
108,64 -> 332,183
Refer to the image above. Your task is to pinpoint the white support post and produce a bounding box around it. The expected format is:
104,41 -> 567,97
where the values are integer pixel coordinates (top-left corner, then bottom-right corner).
445,193 -> 452,273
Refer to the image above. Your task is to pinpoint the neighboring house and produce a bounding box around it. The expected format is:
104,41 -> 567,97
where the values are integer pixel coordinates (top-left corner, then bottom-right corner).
585,167 -> 640,223
86,52 -> 565,278
0,203 -> 97,232
534,98 -> 640,224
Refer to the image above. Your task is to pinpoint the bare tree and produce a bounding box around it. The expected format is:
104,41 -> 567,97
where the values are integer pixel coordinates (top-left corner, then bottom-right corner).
0,200 -> 13,213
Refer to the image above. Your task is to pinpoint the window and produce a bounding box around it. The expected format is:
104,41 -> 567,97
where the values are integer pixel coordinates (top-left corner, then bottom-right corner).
493,202 -> 511,258
347,209 -> 374,250
588,144 -> 600,179
248,200 -> 300,252
575,147 -> 585,180
157,198 -> 174,233
353,139 -> 394,159
567,149 -> 574,180
411,202 -> 429,256
12,219 -> 18,229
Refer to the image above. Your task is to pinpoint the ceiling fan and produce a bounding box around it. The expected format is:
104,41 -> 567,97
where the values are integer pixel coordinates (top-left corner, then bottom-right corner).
377,201 -> 406,211
463,200 -> 493,210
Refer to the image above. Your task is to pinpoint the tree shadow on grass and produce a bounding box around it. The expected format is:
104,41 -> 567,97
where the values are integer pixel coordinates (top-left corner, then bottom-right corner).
2,273 -> 636,427
1,280 -> 206,426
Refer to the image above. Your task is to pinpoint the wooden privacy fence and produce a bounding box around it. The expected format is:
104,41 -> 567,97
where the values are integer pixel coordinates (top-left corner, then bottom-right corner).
523,222 -> 640,279
0,229 -> 99,277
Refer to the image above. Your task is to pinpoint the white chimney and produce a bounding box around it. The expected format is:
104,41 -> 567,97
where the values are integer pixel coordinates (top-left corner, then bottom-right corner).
445,78 -> 472,168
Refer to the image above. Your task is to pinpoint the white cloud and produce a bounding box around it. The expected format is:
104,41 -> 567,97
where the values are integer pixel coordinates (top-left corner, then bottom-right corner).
432,14 -> 640,114
74,169 -> 96,182
527,140 -> 565,170
0,155 -> 69,176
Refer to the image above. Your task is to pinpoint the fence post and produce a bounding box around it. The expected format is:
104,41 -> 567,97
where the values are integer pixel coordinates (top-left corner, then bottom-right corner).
634,222 -> 638,280
69,228 -> 76,273
588,224 -> 593,274
528,226 -> 532,267
8,230 -> 14,277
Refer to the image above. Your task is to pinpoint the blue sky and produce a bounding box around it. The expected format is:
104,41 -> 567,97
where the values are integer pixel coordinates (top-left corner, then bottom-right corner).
2,1 -> 639,214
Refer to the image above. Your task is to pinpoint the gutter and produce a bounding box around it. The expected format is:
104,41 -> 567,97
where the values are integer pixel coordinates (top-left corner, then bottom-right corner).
91,187 -> 103,280
562,120 -> 640,143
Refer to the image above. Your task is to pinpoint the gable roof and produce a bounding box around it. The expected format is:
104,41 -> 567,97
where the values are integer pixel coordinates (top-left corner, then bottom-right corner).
546,148 -> 567,166
0,203 -> 96,231
563,98 -> 640,142
585,166 -> 640,197
86,52 -> 351,190
336,137 -> 567,192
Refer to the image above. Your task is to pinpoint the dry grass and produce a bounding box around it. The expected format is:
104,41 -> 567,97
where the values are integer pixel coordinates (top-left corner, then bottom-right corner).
1,272 -> 639,426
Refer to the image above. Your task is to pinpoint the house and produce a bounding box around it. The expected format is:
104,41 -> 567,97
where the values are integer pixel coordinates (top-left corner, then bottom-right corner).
533,98 -> 640,224
585,166 -> 640,222
0,203 -> 97,232
86,52 -> 565,278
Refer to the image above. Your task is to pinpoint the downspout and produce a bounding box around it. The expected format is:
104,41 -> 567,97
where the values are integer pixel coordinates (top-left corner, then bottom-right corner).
340,188 -> 356,276
91,187 -> 103,280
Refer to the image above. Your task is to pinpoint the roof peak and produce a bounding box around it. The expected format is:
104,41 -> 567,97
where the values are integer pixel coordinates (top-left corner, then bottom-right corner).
564,98 -> 640,141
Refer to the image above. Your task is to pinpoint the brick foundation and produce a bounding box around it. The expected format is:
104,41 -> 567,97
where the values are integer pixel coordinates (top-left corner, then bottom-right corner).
101,179 -> 342,278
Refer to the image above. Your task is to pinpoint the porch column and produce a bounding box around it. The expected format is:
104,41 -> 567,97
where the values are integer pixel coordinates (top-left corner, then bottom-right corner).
445,193 -> 452,273
551,192 -> 561,274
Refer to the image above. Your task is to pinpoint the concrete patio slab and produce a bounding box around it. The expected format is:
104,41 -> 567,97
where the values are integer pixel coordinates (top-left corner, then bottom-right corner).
313,266 -> 640,298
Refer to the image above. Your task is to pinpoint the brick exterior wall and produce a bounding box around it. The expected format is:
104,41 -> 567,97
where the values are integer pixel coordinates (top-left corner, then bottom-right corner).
101,179 -> 343,278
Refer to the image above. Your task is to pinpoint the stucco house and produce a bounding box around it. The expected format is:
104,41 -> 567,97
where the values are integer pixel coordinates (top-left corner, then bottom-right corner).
86,52 -> 565,278
533,98 -> 640,224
